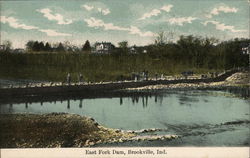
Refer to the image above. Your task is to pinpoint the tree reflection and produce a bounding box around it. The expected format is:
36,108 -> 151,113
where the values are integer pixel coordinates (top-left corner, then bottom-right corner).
79,99 -> 83,108
3,88 -> 248,112
67,100 -> 70,109
120,97 -> 123,105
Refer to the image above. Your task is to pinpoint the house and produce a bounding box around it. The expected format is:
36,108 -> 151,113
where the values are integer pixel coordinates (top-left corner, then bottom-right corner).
94,42 -> 115,54
129,46 -> 137,54
13,48 -> 25,53
129,45 -> 148,54
0,45 -> 6,52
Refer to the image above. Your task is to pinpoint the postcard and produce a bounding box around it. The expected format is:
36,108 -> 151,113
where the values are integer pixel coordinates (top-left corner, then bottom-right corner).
0,0 -> 249,157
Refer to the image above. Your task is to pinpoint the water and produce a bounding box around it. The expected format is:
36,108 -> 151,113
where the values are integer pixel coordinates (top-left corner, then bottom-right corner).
0,90 -> 249,146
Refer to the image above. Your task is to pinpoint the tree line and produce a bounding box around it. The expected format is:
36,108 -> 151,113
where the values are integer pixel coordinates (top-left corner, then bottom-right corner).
1,34 -> 249,75
25,40 -> 91,53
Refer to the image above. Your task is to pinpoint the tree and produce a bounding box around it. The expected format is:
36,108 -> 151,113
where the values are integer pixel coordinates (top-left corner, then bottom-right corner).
154,30 -> 175,46
82,40 -> 91,52
56,42 -> 65,52
155,31 -> 167,46
38,42 -> 45,51
63,41 -> 72,52
26,40 -> 35,51
44,42 -> 52,52
32,41 -> 40,51
3,40 -> 12,52
118,41 -> 128,49
117,41 -> 128,54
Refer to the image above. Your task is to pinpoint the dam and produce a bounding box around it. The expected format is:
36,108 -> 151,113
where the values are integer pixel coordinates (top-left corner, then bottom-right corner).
0,69 -> 242,98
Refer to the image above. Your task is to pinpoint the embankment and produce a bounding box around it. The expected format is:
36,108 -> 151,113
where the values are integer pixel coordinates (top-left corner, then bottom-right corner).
0,69 -> 242,98
0,113 -> 177,148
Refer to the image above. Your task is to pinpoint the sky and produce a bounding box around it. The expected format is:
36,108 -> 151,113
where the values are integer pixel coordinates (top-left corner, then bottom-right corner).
0,0 -> 249,48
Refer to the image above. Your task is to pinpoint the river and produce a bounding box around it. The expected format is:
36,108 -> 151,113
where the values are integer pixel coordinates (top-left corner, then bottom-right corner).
0,89 -> 249,146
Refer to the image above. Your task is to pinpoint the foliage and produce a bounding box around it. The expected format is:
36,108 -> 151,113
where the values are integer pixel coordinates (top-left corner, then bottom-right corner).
56,43 -> 65,52
118,41 -> 128,54
118,41 -> 128,49
0,36 -> 249,82
82,40 -> 91,52
3,40 -> 12,52
24,40 -> 86,53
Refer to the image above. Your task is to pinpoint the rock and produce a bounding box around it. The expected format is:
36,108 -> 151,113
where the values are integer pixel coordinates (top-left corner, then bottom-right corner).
115,129 -> 121,133
85,140 -> 90,146
89,142 -> 94,146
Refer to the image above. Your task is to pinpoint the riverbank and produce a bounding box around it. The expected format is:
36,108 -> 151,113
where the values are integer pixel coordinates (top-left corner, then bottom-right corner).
126,72 -> 249,91
0,113 -> 178,148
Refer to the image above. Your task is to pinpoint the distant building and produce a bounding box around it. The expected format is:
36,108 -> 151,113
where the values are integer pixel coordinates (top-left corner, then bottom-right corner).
129,46 -> 137,54
13,48 -> 25,53
129,45 -> 148,54
0,45 -> 6,52
242,44 -> 250,55
94,42 -> 115,54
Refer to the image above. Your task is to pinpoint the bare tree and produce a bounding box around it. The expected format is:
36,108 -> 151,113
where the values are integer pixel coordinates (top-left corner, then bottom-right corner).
154,30 -> 175,46
3,40 -> 12,51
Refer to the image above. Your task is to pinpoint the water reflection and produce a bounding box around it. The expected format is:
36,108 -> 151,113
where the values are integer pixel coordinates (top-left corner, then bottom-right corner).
227,87 -> 250,99
79,99 -> 83,108
1,87 -> 249,112
120,97 -> 123,105
178,93 -> 199,106
67,100 -> 70,109
2,93 -> 167,112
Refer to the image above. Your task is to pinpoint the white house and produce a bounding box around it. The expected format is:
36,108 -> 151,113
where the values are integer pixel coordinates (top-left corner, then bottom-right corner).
94,42 -> 115,54
0,45 -> 6,52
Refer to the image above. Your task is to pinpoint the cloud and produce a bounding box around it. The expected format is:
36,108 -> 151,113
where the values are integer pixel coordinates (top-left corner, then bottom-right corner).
82,4 -> 94,11
161,5 -> 173,12
0,16 -> 38,30
84,17 -> 155,37
97,8 -> 110,15
167,17 -> 197,26
206,6 -> 238,18
39,29 -> 72,36
81,4 -> 110,15
1,16 -> 72,37
37,8 -> 73,25
139,4 -> 173,20
84,17 -> 127,31
139,9 -> 161,20
129,26 -> 155,37
203,20 -> 247,33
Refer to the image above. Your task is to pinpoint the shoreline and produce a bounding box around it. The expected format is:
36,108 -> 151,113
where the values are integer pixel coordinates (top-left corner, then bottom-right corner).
125,72 -> 249,91
0,69 -> 248,99
0,72 -> 248,105
0,113 -> 178,148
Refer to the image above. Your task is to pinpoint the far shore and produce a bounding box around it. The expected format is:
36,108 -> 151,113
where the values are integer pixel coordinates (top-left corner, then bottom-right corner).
126,71 -> 250,91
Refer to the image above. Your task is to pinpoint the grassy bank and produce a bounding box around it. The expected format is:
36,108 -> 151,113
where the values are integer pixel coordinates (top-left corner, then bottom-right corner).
0,53 -> 225,82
